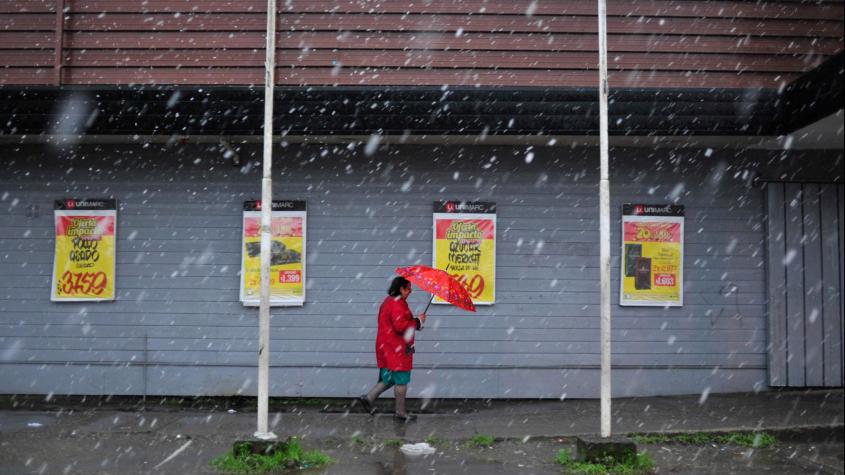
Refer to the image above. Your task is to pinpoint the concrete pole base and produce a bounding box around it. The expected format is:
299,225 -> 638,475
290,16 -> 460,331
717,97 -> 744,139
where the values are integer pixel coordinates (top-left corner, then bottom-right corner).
574,435 -> 637,463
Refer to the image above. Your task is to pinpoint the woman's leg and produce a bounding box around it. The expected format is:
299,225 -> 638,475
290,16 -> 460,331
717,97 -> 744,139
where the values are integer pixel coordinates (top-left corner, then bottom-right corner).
394,384 -> 407,415
366,382 -> 389,402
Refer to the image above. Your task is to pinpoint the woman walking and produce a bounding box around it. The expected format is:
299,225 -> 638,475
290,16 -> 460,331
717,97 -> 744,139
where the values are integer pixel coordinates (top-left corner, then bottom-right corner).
358,276 -> 426,422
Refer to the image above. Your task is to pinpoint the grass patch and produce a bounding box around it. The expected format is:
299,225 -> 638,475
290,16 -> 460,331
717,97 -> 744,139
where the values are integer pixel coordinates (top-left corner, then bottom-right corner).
424,435 -> 448,447
670,433 -> 711,445
628,434 -> 671,445
555,449 -> 654,474
210,438 -> 332,474
465,434 -> 496,448
383,439 -> 403,447
630,431 -> 775,448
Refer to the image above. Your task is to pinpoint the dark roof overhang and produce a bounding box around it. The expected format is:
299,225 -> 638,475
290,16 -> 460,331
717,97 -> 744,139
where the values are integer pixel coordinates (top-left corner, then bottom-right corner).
1,52 -> 841,139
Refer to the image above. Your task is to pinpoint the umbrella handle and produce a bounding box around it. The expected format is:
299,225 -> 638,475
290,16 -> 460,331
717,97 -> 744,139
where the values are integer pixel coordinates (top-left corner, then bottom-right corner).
422,293 -> 435,315
418,263 -> 450,320
420,263 -> 450,316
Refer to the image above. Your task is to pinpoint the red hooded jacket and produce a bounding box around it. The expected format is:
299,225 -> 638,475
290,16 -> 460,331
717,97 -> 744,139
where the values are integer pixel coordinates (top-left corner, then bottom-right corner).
375,295 -> 419,371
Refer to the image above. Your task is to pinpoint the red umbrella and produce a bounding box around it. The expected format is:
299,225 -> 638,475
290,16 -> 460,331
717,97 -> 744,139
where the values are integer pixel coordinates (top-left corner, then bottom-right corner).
396,265 -> 476,313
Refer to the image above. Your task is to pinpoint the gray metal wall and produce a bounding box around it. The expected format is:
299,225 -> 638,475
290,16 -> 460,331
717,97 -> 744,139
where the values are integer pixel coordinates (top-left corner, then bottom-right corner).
0,143 -> 829,398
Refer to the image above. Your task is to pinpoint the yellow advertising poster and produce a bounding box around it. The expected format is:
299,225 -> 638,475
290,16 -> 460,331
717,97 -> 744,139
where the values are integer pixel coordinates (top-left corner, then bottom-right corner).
433,201 -> 496,305
240,200 -> 306,306
620,204 -> 684,306
51,199 -> 117,301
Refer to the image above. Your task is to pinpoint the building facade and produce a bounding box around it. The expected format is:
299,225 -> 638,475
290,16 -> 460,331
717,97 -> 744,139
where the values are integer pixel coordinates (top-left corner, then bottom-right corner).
1,0 -> 843,398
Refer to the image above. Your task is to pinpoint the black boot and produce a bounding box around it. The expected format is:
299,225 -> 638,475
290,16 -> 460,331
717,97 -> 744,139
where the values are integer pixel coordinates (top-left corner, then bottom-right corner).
357,395 -> 374,414
393,413 -> 417,422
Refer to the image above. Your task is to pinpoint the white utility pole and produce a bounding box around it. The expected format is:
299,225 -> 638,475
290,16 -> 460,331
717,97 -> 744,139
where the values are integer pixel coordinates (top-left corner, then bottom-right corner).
597,0 -> 612,438
255,0 -> 277,441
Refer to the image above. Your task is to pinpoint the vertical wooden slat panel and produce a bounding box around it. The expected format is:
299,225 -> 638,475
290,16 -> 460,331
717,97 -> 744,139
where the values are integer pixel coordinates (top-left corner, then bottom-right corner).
820,184 -> 843,386
766,183 -> 788,386
785,183 -> 806,386
802,184 -> 824,386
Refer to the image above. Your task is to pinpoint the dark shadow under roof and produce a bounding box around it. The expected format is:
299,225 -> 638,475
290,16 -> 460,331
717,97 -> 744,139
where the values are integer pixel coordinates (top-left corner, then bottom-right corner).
1,53 -> 841,139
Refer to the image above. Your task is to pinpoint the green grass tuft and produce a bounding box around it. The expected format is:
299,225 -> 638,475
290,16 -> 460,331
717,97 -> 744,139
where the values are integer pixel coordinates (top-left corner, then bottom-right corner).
210,438 -> 332,474
466,434 -> 496,448
555,449 -> 574,465
555,449 -> 654,474
674,433 -> 712,445
424,435 -> 448,447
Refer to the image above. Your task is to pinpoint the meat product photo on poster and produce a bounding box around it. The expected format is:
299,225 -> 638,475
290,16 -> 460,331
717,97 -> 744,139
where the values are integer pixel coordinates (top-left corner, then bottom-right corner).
245,240 -> 301,266
240,200 -> 307,307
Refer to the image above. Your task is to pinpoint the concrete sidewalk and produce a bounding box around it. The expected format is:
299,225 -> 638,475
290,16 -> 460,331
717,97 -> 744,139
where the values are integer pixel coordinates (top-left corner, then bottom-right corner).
7,389 -> 840,440
0,389 -> 842,474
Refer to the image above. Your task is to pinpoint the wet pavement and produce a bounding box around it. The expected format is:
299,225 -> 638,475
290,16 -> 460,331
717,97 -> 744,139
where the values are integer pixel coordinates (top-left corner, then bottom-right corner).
0,389 -> 842,474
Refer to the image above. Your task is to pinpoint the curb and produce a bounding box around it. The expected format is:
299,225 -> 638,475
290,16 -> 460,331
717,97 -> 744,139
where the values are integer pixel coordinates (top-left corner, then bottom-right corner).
337,425 -> 845,444
621,425 -> 844,442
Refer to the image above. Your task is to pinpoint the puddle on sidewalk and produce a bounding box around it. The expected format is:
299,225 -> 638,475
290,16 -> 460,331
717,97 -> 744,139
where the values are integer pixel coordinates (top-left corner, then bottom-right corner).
0,413 -> 55,431
302,437 -> 565,475
314,447 -> 550,475
641,441 -> 845,474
